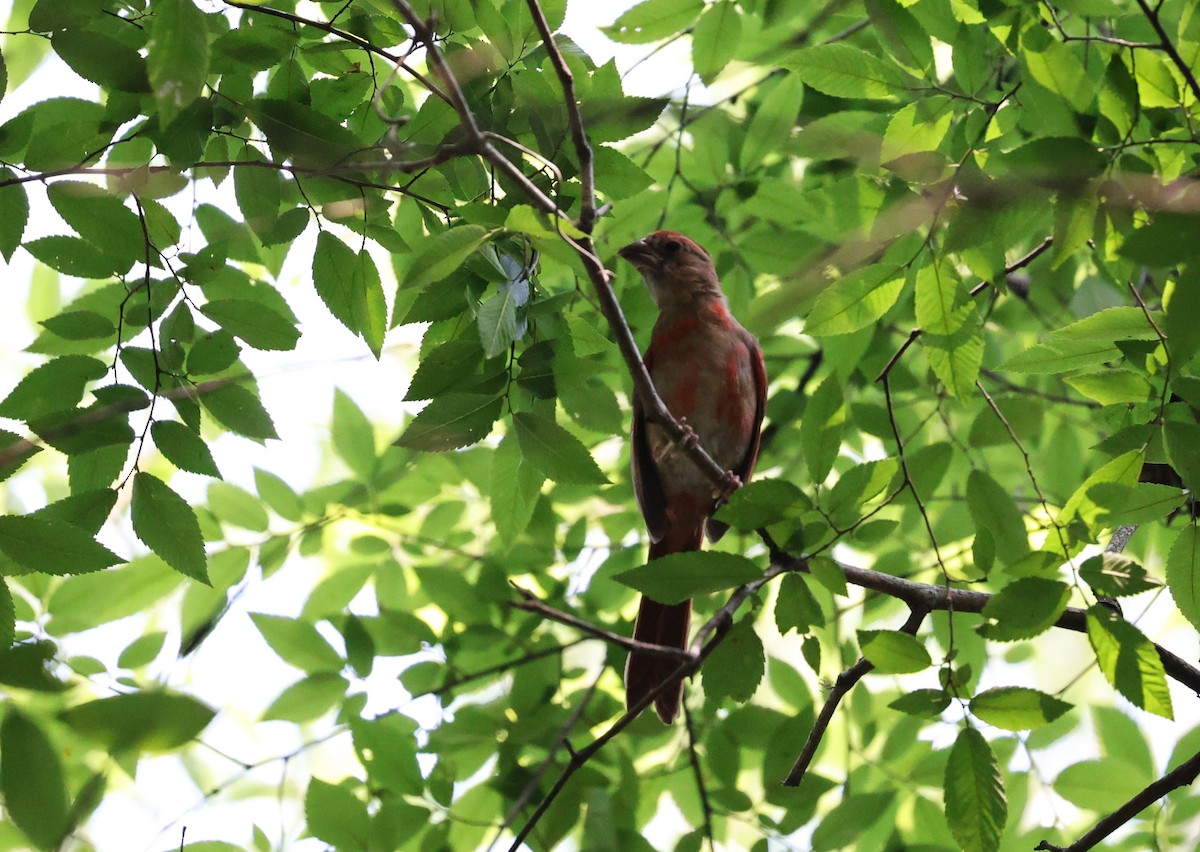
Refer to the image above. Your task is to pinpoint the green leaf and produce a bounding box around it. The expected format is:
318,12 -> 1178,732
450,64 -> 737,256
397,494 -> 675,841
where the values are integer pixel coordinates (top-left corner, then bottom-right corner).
604,0 -> 703,44
0,710 -> 69,850
1167,525 -> 1200,632
1051,306 -> 1162,343
774,574 -> 824,635
249,99 -> 364,169
825,458 -> 900,521
512,411 -> 608,484
979,578 -> 1069,642
889,688 -> 951,717
1164,420 -> 1200,492
59,690 -> 215,752
925,321 -> 983,399
148,0 -> 209,125
0,514 -> 122,575
943,726 -> 1006,852
305,777 -> 370,849
915,261 -> 972,335
131,472 -> 208,583
312,232 -> 387,355
592,145 -> 654,199
262,673 -> 347,722
250,613 -> 343,674
1024,39 -> 1094,112
1079,552 -> 1160,598
207,481 -> 270,532
805,267 -> 904,336
966,470 -> 1030,566
882,101 -> 952,165
858,629 -> 931,673
1055,450 -> 1144,547
477,282 -> 523,359
404,339 -> 487,401
812,791 -> 896,849
614,551 -> 761,605
784,44 -> 909,99
399,225 -> 492,294
47,555 -> 181,634
1166,267 -> 1200,366
800,374 -> 845,483
233,148 -> 281,238
866,0 -> 933,73
146,0 -> 207,125
395,394 -> 501,452
970,687 -> 1072,731
255,469 -> 304,522
1064,370 -> 1154,404
702,617 -> 764,702
715,478 -> 806,530
200,383 -> 278,442
40,310 -> 116,341
692,1 -> 741,85
0,355 -> 106,421
741,74 -> 805,168
0,168 -> 28,262
998,338 -> 1122,374
490,433 -> 544,546
151,420 -> 220,477
52,28 -> 149,93
1086,605 -> 1173,718
24,235 -> 120,278
200,299 -> 299,351
332,389 -> 376,481
1089,481 -> 1186,527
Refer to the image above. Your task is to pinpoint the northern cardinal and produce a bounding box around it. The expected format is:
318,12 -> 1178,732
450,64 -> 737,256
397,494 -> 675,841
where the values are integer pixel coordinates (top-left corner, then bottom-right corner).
618,230 -> 767,723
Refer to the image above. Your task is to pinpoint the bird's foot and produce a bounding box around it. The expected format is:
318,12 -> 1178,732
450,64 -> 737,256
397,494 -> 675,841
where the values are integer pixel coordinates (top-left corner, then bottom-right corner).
675,418 -> 701,450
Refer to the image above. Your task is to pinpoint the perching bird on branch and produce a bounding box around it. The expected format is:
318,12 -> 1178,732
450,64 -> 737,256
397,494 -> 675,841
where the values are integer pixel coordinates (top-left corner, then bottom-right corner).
619,230 -> 767,723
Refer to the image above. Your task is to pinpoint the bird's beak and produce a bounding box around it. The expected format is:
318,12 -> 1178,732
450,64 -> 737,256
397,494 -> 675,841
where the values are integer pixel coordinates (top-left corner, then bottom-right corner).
618,239 -> 655,270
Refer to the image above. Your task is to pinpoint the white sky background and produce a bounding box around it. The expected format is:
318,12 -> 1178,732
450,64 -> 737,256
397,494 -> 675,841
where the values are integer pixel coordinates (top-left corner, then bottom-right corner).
1,1 -> 1199,850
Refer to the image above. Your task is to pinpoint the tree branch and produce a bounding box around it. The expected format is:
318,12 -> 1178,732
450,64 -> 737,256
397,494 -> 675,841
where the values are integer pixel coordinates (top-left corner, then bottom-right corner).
1035,745 -> 1200,852
524,0 -> 596,233
1133,0 -> 1200,107
783,606 -> 929,786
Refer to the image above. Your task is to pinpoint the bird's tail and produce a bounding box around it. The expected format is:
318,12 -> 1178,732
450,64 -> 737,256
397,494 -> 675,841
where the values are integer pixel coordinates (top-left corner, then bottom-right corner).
624,525 -> 703,723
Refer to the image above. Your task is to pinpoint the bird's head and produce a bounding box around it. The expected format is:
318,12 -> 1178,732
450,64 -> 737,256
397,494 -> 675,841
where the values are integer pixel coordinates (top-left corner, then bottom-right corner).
618,230 -> 724,308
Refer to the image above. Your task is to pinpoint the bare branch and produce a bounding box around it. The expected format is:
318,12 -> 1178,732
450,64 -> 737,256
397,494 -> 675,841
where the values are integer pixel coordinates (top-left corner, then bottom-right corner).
1134,0 -> 1200,107
524,0 -> 596,232
783,606 -> 929,786
1035,745 -> 1200,852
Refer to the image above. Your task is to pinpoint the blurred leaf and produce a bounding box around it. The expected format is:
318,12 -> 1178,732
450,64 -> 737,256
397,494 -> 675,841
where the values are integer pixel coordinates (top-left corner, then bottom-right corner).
0,710 -> 69,850
60,691 -> 215,752
614,551 -> 761,605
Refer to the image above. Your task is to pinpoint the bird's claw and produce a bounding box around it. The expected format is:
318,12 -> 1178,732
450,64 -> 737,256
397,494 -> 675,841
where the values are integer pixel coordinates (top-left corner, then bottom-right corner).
717,471 -> 743,503
675,418 -> 700,450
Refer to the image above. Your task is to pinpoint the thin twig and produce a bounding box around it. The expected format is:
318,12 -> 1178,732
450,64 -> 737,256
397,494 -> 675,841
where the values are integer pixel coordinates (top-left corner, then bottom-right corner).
1035,745 -> 1200,852
783,606 -> 929,786
524,0 -> 595,232
683,703 -> 715,852
1133,0 -> 1200,106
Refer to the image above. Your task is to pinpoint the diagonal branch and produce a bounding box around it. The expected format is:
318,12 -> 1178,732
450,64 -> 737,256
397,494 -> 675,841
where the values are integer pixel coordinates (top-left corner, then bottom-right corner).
1133,0 -> 1200,107
783,605 -> 929,786
524,0 -> 596,232
1035,744 -> 1200,852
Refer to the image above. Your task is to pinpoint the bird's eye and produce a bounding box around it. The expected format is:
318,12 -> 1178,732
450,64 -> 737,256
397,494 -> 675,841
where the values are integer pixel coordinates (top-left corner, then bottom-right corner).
663,240 -> 682,256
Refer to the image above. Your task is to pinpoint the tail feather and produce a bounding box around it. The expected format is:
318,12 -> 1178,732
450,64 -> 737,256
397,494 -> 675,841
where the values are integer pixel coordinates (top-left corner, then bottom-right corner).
625,526 -> 703,723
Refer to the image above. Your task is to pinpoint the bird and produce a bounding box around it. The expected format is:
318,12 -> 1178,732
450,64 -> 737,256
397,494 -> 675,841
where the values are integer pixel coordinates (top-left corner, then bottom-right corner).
618,230 -> 767,723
